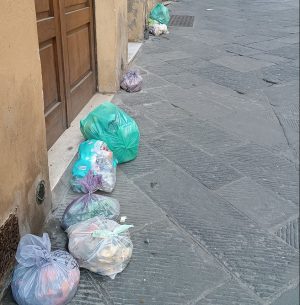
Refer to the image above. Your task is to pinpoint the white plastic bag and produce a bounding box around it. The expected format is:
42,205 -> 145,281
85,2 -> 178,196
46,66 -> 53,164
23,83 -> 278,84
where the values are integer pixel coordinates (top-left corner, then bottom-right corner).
67,217 -> 133,279
149,23 -> 169,36
11,233 -> 80,305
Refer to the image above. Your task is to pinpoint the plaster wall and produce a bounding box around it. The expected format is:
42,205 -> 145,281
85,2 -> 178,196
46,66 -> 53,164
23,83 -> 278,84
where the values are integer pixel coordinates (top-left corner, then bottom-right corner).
147,0 -> 161,14
0,0 -> 51,235
128,0 -> 146,42
95,0 -> 128,93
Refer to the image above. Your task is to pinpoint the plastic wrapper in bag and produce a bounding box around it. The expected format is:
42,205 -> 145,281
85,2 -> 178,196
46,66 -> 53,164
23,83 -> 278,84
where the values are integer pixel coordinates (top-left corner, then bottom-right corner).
61,193 -> 120,230
149,23 -> 168,36
150,3 -> 170,25
120,70 -> 143,93
71,139 -> 117,193
11,233 -> 80,305
67,217 -> 133,279
80,102 -> 140,163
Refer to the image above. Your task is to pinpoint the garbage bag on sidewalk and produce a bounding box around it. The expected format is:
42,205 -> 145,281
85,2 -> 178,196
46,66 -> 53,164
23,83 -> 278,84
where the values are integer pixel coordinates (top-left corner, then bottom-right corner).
71,139 -> 116,193
150,3 -> 170,25
148,18 -> 169,36
61,194 -> 120,230
11,233 -> 80,305
80,102 -> 140,163
121,70 -> 143,93
67,217 -> 133,279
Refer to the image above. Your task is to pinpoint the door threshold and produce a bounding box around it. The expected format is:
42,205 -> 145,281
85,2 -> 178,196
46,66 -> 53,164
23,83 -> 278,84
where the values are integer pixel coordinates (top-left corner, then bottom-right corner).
48,93 -> 113,191
128,42 -> 142,64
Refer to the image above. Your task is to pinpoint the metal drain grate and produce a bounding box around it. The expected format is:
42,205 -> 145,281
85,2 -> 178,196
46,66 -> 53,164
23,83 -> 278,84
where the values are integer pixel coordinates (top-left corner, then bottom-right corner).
169,15 -> 195,27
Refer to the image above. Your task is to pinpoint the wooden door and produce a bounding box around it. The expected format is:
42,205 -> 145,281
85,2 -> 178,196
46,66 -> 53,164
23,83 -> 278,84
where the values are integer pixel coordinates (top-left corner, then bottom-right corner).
61,0 -> 96,123
35,0 -> 67,149
35,0 -> 96,149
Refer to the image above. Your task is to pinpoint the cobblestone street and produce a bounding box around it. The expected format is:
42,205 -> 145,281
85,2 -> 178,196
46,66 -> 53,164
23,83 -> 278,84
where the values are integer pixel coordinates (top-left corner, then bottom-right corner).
4,0 -> 299,304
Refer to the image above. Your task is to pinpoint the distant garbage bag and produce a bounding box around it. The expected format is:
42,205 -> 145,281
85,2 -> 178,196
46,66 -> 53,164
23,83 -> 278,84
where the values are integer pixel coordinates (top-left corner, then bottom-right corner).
80,102 -> 140,164
67,217 -> 133,279
11,233 -> 80,305
61,194 -> 120,230
148,18 -> 169,36
71,139 -> 116,193
150,3 -> 170,25
121,70 -> 143,93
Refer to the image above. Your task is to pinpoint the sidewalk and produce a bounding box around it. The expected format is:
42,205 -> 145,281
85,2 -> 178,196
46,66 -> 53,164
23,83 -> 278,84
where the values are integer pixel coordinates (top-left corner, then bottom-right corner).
4,0 -> 299,304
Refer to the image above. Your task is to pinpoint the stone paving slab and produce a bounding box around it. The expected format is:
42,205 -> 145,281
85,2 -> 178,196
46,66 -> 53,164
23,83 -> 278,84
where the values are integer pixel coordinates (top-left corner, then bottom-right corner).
161,118 -> 243,155
220,43 -> 261,56
269,44 -> 299,60
248,53 -> 291,64
258,62 -> 299,84
118,91 -> 165,106
275,218 -> 299,250
213,107 -> 288,150
94,220 -> 229,305
247,39 -> 295,51
216,177 -> 298,229
146,85 -> 235,121
210,55 -> 274,72
135,101 -> 191,123
217,144 -> 299,204
148,133 -> 242,190
162,71 -> 211,89
69,271 -> 107,305
133,164 -> 299,302
105,170 -> 167,231
193,63 -> 272,93
195,280 -> 262,305
119,142 -> 166,179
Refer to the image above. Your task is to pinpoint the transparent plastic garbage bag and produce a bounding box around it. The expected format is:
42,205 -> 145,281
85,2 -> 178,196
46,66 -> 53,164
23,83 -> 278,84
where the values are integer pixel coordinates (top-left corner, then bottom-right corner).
67,217 -> 133,279
71,139 -> 117,193
120,70 -> 143,93
11,233 -> 80,305
61,193 -> 120,230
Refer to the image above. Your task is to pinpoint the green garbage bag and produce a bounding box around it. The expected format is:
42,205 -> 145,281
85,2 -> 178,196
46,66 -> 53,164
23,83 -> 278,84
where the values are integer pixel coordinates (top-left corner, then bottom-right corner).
80,102 -> 140,164
150,3 -> 170,25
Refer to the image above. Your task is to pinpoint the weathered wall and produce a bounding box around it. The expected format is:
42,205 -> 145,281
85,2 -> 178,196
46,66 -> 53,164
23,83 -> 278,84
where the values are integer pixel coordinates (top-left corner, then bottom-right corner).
95,0 -> 128,93
128,0 -> 146,42
0,0 -> 51,286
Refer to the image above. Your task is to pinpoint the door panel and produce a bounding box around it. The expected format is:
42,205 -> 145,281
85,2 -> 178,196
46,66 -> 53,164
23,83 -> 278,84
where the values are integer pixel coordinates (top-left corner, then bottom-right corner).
35,0 -> 67,149
67,26 -> 91,85
62,0 -> 96,122
35,0 -> 96,148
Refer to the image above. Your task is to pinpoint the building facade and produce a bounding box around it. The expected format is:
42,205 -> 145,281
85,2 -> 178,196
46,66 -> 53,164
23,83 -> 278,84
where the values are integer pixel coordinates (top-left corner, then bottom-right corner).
0,0 -> 159,296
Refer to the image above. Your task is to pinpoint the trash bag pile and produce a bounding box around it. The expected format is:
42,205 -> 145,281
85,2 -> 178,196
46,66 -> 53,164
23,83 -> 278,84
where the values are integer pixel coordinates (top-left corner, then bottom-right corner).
11,102 -> 138,304
10,2 -> 173,297
148,3 -> 170,36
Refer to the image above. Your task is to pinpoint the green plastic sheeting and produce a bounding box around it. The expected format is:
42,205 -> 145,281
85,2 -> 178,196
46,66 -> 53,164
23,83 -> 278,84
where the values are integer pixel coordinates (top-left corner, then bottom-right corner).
80,102 -> 140,164
150,3 -> 170,25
